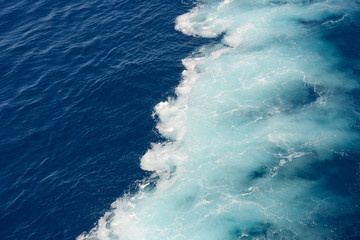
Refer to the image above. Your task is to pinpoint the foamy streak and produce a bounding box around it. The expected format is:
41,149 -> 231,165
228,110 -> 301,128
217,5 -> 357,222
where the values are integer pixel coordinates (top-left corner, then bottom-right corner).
79,1 -> 360,239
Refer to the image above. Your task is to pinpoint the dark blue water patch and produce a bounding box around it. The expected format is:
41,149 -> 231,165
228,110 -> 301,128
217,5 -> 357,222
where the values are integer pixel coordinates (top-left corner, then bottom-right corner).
274,150 -> 360,238
277,81 -> 319,111
323,12 -> 360,76
0,0 -> 214,239
322,20 -> 360,236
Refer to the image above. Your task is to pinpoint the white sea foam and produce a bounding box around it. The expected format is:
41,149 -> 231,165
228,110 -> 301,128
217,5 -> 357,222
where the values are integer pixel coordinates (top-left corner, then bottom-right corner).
78,0 -> 360,239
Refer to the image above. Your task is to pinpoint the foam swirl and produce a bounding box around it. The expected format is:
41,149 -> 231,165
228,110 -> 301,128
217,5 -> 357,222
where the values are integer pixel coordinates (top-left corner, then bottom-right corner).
78,1 -> 360,239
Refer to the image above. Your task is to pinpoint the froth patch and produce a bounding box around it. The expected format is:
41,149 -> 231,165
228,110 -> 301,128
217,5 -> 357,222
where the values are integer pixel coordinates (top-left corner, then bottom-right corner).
79,0 -> 360,239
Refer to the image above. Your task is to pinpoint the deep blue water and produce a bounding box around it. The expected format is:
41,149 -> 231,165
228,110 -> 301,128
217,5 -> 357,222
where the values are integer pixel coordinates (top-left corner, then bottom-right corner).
0,0 -> 210,239
1,0 -> 360,240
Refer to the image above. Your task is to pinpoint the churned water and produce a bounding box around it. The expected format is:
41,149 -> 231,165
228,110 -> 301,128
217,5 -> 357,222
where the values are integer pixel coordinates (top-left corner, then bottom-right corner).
1,0 -> 360,240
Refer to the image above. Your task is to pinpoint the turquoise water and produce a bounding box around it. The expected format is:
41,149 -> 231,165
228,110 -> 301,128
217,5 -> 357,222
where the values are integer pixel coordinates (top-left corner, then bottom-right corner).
79,1 -> 360,239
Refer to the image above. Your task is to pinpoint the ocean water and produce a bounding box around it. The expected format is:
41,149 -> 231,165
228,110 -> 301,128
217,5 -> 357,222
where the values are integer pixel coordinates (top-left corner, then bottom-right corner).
78,0 -> 360,239
1,0 -> 360,240
0,0 -> 210,239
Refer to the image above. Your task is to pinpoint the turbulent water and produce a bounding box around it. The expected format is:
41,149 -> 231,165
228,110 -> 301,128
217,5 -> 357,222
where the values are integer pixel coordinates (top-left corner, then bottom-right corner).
78,0 -> 360,239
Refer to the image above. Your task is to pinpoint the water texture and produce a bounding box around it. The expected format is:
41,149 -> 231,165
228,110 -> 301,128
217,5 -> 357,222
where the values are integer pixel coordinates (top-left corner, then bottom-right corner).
79,0 -> 360,239
0,0 -> 209,239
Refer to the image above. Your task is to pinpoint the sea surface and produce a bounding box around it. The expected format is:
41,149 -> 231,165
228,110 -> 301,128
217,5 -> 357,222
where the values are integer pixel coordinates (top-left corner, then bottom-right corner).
0,0 -> 210,239
1,0 -> 360,240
